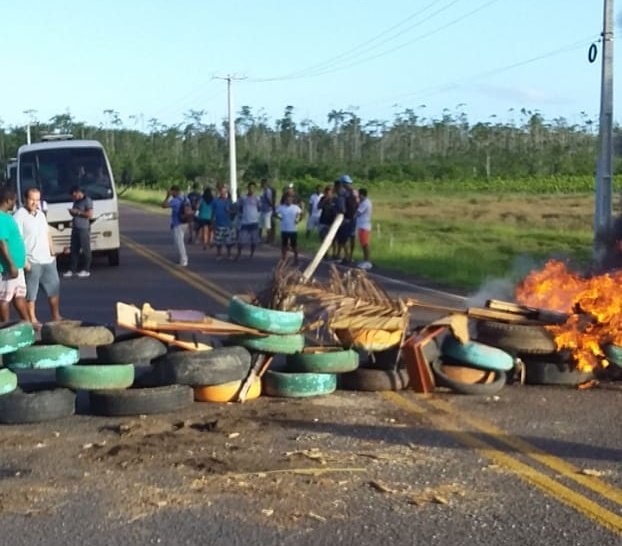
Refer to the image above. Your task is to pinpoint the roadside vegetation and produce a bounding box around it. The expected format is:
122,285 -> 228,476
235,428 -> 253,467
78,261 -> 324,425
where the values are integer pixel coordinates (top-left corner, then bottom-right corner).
2,108 -> 619,289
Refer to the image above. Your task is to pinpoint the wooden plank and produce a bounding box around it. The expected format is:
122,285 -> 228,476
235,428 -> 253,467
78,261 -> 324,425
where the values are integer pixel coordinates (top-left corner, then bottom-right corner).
116,302 -> 212,351
467,307 -> 542,324
402,326 -> 445,393
486,299 -> 533,315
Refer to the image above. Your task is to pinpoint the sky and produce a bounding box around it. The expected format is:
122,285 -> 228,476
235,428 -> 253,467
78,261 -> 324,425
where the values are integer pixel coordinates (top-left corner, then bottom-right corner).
1,0 -> 619,131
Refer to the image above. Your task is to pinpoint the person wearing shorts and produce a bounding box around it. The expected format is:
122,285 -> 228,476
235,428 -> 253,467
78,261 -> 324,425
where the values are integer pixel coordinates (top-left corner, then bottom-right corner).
0,186 -> 29,322
275,194 -> 302,264
196,187 -> 214,249
236,182 -> 261,259
259,178 -> 275,244
14,187 -> 63,326
355,188 -> 373,270
212,186 -> 236,260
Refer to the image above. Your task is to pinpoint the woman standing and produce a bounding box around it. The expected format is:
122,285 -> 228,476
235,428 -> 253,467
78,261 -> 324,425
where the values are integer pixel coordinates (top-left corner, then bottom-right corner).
197,187 -> 214,249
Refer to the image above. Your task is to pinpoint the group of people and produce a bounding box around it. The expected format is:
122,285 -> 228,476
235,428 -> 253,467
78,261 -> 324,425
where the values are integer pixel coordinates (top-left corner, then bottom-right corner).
163,174 -> 373,270
0,186 -> 69,328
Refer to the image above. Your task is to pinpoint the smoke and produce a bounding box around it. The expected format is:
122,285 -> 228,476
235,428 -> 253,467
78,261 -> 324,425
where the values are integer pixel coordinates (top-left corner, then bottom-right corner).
465,255 -> 544,307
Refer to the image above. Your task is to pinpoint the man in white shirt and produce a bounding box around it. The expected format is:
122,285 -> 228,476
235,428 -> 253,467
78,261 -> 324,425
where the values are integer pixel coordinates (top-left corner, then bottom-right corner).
275,193 -> 303,265
306,185 -> 322,237
355,188 -> 373,270
13,187 -> 63,326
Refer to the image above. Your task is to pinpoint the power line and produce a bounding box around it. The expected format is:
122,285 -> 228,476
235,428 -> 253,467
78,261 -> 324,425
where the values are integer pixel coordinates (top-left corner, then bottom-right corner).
251,0 -> 460,82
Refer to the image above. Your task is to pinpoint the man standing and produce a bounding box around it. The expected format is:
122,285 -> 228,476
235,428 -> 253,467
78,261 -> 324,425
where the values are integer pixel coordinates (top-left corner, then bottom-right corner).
63,186 -> 93,278
161,185 -> 190,267
259,178 -> 275,244
0,186 -> 29,322
306,185 -> 322,237
14,188 -> 63,325
186,182 -> 202,244
236,182 -> 261,259
355,188 -> 373,270
335,175 -> 358,265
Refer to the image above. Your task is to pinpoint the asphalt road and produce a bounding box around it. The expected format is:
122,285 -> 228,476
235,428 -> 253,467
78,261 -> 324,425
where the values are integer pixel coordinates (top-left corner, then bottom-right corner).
0,203 -> 620,546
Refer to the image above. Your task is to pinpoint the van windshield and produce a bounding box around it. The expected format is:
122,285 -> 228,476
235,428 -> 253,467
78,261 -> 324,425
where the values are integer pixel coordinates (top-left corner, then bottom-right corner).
19,147 -> 114,204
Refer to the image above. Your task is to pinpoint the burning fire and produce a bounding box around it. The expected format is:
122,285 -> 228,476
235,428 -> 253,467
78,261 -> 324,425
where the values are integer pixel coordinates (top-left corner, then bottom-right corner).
516,260 -> 622,372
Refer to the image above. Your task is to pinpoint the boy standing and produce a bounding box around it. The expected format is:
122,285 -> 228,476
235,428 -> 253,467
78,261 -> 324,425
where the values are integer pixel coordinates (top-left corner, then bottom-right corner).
275,193 -> 302,264
212,186 -> 236,260
161,185 -> 190,267
236,182 -> 261,259
356,188 -> 373,270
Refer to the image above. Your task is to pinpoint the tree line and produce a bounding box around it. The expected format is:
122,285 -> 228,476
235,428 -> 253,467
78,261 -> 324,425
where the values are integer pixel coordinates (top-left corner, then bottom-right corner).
0,106 -> 619,187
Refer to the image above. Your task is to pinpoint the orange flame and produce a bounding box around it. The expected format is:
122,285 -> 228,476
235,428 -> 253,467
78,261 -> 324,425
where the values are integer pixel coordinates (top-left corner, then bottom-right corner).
516,260 -> 620,372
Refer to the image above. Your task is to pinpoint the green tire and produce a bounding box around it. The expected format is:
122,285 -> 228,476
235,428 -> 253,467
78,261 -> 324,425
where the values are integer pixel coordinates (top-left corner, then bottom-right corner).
441,336 -> 514,372
4,345 -> 80,369
262,370 -> 337,398
603,344 -> 622,367
56,364 -> 134,390
0,322 -> 35,355
0,368 -> 18,395
228,295 -> 303,334
286,347 -> 359,373
230,333 -> 305,355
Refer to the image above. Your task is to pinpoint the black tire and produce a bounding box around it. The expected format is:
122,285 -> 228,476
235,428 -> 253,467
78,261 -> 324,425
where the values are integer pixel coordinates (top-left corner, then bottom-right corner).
41,321 -> 115,347
431,359 -> 506,395
339,368 -> 409,392
151,346 -> 252,386
89,384 -> 193,416
96,335 -> 167,364
0,385 -> 75,424
475,320 -> 556,355
522,358 -> 594,386
108,249 -> 120,267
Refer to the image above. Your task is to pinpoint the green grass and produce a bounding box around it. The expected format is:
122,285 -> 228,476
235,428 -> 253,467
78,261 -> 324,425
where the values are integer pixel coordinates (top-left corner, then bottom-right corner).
120,179 -> 601,290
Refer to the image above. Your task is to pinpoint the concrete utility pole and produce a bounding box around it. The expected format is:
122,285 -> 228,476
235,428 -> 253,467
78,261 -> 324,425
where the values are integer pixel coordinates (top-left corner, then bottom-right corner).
214,74 -> 246,202
593,0 -> 614,264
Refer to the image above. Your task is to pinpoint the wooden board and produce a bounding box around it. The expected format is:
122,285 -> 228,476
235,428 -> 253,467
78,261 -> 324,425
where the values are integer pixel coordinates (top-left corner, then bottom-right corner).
116,302 -> 212,351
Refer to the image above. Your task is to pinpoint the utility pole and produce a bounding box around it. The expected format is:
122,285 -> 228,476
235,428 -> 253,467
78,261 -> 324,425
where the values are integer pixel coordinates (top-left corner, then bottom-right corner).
214,74 -> 246,202
593,0 -> 614,264
23,109 -> 37,145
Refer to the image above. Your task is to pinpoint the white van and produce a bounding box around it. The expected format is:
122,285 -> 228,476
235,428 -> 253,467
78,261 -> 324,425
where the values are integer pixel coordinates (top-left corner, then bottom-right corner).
16,138 -> 120,265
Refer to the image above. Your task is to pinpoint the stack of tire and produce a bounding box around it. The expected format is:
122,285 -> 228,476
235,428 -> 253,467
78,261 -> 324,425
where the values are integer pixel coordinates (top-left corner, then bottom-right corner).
227,295 -> 344,399
473,320 -> 594,386
434,334 -> 512,395
0,321 -> 78,424
340,345 -> 410,392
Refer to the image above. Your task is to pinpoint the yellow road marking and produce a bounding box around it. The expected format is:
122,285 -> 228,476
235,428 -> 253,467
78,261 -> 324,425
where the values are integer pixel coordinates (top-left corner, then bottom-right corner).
382,391 -> 622,536
122,230 -> 622,535
121,235 -> 230,307
426,397 -> 622,507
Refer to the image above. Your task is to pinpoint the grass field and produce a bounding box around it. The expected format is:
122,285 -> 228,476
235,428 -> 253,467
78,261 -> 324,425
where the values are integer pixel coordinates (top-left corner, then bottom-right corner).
120,177 -> 616,290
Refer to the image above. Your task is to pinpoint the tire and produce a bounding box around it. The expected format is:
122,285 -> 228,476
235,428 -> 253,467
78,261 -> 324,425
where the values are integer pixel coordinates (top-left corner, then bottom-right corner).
339,368 -> 409,392
603,344 -> 622,368
431,359 -> 506,395
286,347 -> 359,373
228,295 -> 303,335
229,333 -> 305,355
0,385 -> 75,424
4,344 -> 80,369
96,334 -> 167,364
194,378 -> 261,403
475,320 -> 556,355
441,336 -> 514,372
0,368 -> 18,395
522,358 -> 594,386
89,384 -> 193,416
41,322 -> 115,347
0,322 -> 36,355
108,249 -> 120,267
56,364 -> 135,390
151,346 -> 251,386
262,370 -> 337,398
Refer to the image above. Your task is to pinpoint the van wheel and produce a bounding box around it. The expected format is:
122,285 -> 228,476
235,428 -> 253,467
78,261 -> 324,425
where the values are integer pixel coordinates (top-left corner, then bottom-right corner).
108,249 -> 120,266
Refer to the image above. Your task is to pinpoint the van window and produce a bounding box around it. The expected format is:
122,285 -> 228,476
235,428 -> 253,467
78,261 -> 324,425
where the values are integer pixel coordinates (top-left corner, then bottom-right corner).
19,147 -> 114,203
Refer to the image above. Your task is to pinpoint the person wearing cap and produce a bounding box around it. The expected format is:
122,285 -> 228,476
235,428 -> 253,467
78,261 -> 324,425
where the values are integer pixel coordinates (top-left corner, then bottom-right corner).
335,174 -> 358,265
63,185 -> 93,278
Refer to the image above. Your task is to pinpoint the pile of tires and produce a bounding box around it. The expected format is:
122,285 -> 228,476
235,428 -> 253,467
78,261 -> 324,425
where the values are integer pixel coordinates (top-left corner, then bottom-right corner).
473,320 -> 594,387
434,334 -> 512,395
0,321 -> 78,424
